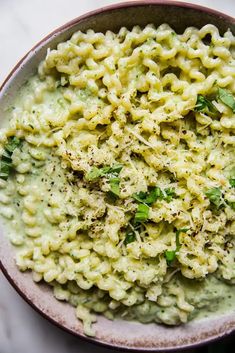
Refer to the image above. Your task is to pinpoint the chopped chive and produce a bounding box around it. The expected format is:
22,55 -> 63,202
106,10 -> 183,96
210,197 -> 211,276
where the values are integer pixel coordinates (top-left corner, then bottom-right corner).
134,203 -> 149,223
165,228 -> 189,264
165,250 -> 176,263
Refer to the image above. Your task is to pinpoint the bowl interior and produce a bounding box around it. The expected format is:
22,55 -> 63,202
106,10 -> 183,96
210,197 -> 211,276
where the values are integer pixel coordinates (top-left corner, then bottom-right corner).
0,1 -> 235,351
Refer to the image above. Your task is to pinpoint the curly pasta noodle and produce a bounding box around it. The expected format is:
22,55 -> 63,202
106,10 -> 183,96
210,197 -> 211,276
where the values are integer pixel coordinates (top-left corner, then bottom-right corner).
0,24 -> 235,336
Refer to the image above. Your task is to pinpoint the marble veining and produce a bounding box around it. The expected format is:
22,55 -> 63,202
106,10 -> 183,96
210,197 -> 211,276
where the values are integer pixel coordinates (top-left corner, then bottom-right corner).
0,1 -> 235,352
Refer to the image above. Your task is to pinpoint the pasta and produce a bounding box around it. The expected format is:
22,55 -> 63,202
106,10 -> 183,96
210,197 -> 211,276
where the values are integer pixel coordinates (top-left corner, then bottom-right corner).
0,23 -> 235,336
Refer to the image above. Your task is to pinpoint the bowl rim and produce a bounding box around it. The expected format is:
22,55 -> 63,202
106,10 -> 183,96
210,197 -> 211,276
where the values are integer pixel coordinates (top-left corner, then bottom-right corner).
0,1 -> 235,351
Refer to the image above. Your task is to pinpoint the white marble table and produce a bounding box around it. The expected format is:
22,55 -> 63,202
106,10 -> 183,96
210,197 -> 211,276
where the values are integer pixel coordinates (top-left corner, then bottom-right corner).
0,1 -> 235,352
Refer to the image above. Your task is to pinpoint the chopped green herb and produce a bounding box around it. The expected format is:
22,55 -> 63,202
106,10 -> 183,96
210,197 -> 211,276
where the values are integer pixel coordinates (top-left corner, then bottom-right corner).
1,150 -> 12,162
132,186 -> 177,224
165,250 -> 176,263
229,178 -> 235,188
4,136 -> 22,154
133,186 -> 176,205
85,164 -> 123,181
0,160 -> 12,175
0,172 -> 8,180
164,188 -> 177,202
0,136 -> 22,180
165,228 -> 189,264
175,228 -> 189,254
133,191 -> 148,203
205,187 -> 223,209
133,187 -> 163,205
124,231 -> 136,245
109,177 -> 120,198
195,94 -> 219,117
218,88 -> 235,113
154,187 -> 164,200
205,183 -> 235,210
107,164 -> 123,176
134,203 -> 149,223
85,167 -> 102,180
86,164 -> 123,200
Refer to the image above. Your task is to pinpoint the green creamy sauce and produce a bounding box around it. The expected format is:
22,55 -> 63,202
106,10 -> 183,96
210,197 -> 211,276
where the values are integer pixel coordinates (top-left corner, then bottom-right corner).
122,275 -> 235,325
0,72 -> 234,333
181,275 -> 235,320
1,149 -> 234,324
3,153 -> 78,246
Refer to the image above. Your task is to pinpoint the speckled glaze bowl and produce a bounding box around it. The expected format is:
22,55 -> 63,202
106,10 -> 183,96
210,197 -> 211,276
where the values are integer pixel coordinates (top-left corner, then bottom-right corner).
0,1 -> 235,351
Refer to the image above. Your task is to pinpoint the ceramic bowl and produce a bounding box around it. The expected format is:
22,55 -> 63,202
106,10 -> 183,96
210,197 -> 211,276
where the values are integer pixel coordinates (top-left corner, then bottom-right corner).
0,1 -> 235,351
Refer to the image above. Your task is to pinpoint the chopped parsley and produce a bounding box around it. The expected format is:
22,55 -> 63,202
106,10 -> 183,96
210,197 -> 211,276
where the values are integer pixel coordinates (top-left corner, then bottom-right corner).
86,164 -> 123,199
218,88 -> 235,113
205,187 -> 223,209
164,188 -> 177,202
85,166 -> 103,180
85,164 -> 123,181
133,187 -> 163,204
108,177 -> 121,198
0,137 -> 22,180
205,183 -> 235,211
195,94 -> 219,117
